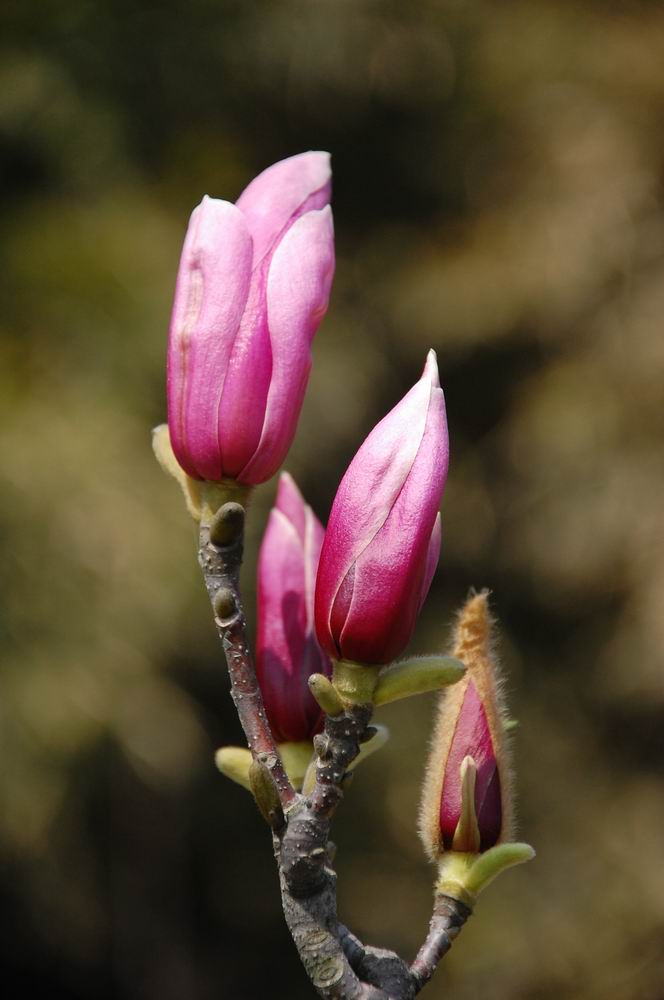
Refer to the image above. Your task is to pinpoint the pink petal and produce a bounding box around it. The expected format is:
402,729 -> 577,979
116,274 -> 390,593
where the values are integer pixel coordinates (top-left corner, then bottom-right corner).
418,513 -> 442,614
439,681 -> 502,851
336,375 -> 448,664
256,475 -> 331,742
239,207 -> 335,485
303,496 -> 326,634
236,151 -> 332,267
275,471 -> 307,543
167,197 -> 253,480
315,351 -> 447,662
215,272 -> 273,478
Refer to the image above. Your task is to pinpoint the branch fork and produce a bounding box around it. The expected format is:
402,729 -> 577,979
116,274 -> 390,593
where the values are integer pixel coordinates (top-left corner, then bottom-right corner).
199,501 -> 471,998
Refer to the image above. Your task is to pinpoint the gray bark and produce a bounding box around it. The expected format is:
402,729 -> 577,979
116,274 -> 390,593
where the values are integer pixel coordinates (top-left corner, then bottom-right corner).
198,503 -> 471,998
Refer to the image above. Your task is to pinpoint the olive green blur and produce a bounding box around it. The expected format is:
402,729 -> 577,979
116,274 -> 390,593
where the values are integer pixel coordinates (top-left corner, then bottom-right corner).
1,2 -> 663,998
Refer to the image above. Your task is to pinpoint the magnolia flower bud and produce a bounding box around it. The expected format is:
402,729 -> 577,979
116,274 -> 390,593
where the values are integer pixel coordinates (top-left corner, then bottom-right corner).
314,350 -> 448,666
419,591 -> 512,859
419,592 -> 534,904
256,473 -> 332,743
167,152 -> 335,485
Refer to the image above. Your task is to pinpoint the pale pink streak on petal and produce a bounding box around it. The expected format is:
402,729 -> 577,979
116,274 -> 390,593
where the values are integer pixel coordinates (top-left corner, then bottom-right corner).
218,174 -> 332,479
239,207 -> 335,485
275,471 -> 307,542
236,152 -> 332,266
167,197 -> 253,480
257,507 -> 310,742
215,274 -> 273,477
303,489 -> 326,638
418,513 -> 442,614
256,475 -> 331,742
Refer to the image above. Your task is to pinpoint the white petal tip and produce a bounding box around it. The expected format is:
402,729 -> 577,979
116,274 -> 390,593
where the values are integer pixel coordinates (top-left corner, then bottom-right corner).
304,149 -> 332,172
423,349 -> 441,387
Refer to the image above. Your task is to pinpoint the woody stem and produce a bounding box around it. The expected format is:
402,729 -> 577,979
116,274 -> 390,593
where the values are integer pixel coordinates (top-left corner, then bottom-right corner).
198,506 -> 296,811
410,893 -> 472,989
198,501 -> 470,997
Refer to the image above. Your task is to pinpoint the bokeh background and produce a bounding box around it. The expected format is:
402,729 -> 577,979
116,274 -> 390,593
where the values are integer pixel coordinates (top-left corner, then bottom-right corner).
2,1 -> 664,997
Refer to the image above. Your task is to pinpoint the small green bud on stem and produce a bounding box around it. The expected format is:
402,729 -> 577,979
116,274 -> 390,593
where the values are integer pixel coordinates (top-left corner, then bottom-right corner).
209,501 -> 245,547
213,586 -> 238,625
249,755 -> 284,827
309,673 -> 345,716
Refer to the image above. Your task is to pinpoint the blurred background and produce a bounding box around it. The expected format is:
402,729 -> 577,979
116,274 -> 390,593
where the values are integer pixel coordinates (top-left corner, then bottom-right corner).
2,1 -> 664,997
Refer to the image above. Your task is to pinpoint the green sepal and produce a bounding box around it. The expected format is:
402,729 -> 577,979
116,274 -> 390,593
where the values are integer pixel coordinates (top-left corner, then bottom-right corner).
152,424 -> 250,524
216,742 -> 314,793
373,656 -> 465,707
278,741 -> 315,791
215,746 -> 252,790
199,481 -> 251,526
332,660 -> 380,705
464,842 -> 535,896
152,424 -> 203,521
436,842 -> 535,906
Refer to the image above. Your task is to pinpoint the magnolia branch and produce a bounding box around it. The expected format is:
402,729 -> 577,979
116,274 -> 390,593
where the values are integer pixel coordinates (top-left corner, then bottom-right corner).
198,502 -> 471,999
198,502 -> 295,811
410,895 -> 472,990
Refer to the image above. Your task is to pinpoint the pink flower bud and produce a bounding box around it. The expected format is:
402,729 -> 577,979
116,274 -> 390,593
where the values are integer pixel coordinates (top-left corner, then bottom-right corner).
167,152 -> 335,485
439,679 -> 501,851
314,351 -> 449,666
419,592 -> 513,860
256,473 -> 332,743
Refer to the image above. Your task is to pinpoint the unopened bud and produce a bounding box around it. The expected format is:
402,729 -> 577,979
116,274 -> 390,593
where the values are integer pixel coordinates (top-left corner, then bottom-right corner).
418,591 -> 534,901
209,502 -> 245,546
419,593 -> 509,859
213,586 -> 238,624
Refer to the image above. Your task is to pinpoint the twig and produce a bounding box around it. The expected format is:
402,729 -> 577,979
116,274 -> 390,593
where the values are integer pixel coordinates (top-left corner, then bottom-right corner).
198,501 -> 471,998
198,507 -> 295,811
410,894 -> 472,990
280,703 -> 373,897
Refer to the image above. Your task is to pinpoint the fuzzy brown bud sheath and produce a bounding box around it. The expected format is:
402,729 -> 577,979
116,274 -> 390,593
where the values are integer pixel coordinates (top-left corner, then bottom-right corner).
419,591 -> 513,860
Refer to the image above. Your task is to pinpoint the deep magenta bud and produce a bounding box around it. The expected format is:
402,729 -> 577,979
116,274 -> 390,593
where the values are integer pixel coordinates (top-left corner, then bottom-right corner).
314,351 -> 448,665
256,473 -> 332,743
439,680 -> 501,851
167,152 -> 335,485
419,592 -> 513,859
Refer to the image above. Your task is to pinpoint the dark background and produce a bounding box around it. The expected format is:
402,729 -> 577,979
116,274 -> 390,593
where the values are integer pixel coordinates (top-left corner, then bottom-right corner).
2,1 -> 664,997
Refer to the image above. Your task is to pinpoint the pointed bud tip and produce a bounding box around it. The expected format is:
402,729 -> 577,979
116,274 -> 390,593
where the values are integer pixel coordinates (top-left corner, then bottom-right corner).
453,589 -> 493,663
301,149 -> 332,178
276,470 -> 303,509
423,349 -> 441,388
